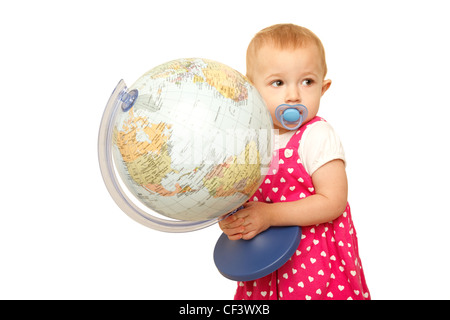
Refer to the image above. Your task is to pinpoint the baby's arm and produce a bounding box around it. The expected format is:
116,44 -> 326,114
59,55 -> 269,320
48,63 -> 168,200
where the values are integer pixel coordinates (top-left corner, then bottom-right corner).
270,159 -> 348,226
219,159 -> 348,240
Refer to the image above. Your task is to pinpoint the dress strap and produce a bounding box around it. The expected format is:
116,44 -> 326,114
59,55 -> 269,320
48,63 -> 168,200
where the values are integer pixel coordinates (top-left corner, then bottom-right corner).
285,116 -> 325,149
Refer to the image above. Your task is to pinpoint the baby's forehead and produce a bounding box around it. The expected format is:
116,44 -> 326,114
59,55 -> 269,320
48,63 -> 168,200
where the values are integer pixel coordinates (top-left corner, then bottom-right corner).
247,40 -> 327,80
256,43 -> 322,67
258,40 -> 320,56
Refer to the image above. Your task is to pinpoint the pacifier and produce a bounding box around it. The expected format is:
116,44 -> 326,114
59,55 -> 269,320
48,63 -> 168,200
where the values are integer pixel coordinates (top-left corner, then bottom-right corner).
275,104 -> 308,130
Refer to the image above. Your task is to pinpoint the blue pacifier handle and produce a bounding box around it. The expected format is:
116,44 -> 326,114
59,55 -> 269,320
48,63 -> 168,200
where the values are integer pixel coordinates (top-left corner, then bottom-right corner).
275,104 -> 308,130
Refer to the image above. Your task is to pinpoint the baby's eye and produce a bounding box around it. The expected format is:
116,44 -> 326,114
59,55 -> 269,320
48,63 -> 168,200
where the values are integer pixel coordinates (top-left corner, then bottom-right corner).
302,79 -> 313,86
271,80 -> 284,87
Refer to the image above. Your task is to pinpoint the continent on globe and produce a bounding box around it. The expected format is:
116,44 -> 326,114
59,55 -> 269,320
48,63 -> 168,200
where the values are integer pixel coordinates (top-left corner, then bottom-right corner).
201,65 -> 248,103
114,109 -> 172,161
148,58 -> 248,103
114,109 -> 193,197
203,141 -> 261,198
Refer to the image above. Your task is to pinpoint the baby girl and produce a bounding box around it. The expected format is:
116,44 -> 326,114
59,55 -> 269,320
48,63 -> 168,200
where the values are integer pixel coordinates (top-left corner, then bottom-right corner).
219,23 -> 370,300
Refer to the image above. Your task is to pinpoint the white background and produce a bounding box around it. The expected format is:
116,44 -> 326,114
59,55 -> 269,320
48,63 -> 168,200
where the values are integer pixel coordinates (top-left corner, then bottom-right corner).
1,0 -> 449,300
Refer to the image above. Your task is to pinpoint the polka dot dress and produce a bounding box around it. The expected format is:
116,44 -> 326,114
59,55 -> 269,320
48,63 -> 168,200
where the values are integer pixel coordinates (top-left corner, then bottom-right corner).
234,117 -> 370,300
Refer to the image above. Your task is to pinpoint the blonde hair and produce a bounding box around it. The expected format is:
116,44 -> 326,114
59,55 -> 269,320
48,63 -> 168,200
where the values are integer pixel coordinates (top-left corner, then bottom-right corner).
246,24 -> 327,81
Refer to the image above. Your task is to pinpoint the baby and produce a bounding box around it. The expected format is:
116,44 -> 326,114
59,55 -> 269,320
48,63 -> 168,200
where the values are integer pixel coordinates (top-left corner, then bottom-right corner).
219,24 -> 370,300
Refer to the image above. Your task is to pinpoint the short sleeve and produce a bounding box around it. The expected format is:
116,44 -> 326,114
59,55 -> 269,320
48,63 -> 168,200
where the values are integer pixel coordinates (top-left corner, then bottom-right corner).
299,121 -> 346,176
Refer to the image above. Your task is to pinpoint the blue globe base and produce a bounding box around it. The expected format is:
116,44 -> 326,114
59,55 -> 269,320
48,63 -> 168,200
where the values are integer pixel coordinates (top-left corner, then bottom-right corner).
213,226 -> 302,282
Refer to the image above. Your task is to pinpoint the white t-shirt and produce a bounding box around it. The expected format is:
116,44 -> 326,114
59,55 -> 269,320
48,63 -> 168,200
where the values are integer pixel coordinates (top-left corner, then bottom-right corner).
276,120 -> 346,176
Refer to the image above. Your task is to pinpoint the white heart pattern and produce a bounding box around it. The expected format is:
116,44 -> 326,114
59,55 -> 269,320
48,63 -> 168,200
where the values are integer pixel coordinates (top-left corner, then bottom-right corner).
284,149 -> 294,158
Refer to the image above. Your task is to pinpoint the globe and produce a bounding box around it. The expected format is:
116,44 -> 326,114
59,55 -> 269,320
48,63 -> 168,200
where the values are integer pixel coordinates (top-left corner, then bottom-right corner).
98,58 -> 274,232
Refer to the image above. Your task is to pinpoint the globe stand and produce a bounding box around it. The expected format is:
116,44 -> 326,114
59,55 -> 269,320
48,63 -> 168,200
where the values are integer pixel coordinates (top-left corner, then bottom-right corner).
214,226 -> 301,282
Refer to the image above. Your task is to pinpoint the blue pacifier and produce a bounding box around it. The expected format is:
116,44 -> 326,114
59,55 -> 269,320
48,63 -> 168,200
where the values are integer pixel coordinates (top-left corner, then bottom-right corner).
275,104 -> 308,130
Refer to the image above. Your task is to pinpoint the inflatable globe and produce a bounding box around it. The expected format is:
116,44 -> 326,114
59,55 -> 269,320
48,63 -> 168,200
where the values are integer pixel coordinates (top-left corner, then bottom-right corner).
98,58 -> 274,232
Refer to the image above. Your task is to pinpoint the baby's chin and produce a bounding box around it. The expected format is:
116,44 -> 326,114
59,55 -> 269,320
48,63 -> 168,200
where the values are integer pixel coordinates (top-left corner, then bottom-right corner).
273,124 -> 291,135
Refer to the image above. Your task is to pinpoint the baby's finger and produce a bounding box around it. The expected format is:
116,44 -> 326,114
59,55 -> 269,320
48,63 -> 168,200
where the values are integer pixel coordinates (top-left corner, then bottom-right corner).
218,215 -> 236,227
227,233 -> 243,241
242,230 -> 258,240
222,225 -> 245,238
225,218 -> 245,230
220,215 -> 243,227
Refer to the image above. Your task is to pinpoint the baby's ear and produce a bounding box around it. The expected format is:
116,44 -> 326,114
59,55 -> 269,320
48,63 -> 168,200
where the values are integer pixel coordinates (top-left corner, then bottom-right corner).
321,79 -> 332,96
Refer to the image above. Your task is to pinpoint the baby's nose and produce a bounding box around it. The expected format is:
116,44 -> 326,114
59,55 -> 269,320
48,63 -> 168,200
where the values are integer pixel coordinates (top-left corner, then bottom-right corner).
285,86 -> 301,103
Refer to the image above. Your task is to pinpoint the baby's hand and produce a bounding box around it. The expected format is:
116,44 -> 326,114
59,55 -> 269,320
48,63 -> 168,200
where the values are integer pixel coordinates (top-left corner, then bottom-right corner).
219,202 -> 272,240
218,209 -> 246,241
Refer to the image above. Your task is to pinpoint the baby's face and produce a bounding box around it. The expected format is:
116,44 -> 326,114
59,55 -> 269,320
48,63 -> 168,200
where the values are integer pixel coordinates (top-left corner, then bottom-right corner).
250,44 -> 331,134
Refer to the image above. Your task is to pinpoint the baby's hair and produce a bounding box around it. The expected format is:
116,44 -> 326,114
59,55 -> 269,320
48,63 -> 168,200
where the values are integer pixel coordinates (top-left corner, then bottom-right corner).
246,23 -> 327,81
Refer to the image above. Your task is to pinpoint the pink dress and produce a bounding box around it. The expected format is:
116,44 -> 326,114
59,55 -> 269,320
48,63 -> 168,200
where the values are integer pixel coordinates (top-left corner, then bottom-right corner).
234,117 -> 370,300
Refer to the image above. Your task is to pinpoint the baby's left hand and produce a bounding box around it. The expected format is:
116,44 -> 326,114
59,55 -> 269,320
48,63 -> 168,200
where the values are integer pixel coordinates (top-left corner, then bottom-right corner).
219,202 -> 272,240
